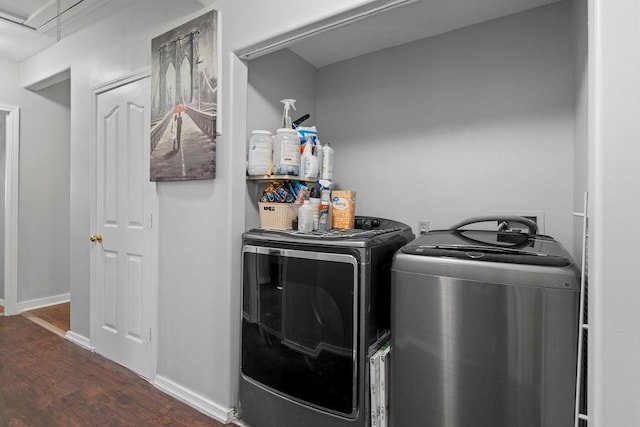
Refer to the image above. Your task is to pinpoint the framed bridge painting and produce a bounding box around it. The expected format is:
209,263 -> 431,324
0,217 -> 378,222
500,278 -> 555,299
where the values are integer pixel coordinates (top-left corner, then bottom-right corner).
150,9 -> 218,181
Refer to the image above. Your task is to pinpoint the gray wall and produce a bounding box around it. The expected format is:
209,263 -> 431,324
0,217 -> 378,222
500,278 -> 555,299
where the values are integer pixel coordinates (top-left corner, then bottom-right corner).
316,1 -> 577,254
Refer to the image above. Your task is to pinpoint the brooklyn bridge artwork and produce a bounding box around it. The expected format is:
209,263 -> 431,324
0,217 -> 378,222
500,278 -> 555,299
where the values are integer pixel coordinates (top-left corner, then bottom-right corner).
150,10 -> 217,181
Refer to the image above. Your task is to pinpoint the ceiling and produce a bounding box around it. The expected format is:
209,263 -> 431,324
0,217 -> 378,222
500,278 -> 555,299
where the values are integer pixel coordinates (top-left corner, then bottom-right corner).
1,0 -> 564,65
0,0 -> 136,62
283,0 -> 564,68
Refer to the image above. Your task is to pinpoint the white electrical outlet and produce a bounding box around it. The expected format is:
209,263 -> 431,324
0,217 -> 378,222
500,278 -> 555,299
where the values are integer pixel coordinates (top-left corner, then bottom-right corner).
418,220 -> 430,235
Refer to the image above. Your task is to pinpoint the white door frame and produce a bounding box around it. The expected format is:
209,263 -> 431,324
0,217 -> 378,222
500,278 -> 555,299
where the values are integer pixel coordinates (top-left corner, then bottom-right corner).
89,67 -> 158,377
0,104 -> 20,316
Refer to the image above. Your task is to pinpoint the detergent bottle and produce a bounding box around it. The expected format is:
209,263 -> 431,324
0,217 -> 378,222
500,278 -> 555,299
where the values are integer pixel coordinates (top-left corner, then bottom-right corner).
300,138 -> 319,179
322,142 -> 334,180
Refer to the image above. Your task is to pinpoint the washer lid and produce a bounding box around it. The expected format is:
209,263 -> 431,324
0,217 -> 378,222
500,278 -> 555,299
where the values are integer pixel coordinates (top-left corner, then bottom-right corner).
401,230 -> 573,267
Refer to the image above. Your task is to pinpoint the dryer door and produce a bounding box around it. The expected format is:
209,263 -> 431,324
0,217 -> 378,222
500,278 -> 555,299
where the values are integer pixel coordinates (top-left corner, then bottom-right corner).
242,245 -> 359,417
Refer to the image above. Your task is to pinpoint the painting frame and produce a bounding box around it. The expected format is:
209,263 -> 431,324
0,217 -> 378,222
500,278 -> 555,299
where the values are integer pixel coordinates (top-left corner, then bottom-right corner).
149,9 -> 219,182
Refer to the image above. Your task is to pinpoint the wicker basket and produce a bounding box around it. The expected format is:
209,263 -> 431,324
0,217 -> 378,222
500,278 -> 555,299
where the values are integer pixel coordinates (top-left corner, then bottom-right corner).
258,202 -> 300,230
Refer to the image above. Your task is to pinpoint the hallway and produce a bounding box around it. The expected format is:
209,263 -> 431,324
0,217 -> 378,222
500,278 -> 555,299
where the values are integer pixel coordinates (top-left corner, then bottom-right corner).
22,302 -> 70,337
0,314 -> 232,426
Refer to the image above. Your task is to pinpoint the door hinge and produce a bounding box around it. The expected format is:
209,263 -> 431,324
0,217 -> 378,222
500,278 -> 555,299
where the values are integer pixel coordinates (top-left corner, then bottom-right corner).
148,327 -> 152,342
150,213 -> 153,229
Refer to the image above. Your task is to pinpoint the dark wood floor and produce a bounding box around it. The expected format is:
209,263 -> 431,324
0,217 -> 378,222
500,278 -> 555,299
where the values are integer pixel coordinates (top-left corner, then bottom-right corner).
26,302 -> 71,332
0,314 -> 233,426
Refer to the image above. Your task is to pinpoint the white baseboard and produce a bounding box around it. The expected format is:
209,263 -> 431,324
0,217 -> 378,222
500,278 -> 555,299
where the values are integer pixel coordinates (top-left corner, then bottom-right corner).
153,375 -> 235,423
65,330 -> 94,351
16,293 -> 70,313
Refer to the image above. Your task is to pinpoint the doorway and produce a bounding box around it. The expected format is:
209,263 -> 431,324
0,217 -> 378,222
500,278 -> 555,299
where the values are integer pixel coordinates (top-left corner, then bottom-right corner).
9,78 -> 72,332
0,104 -> 19,316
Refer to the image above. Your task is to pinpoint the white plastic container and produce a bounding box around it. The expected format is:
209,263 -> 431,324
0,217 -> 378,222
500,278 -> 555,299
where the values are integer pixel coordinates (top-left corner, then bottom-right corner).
322,142 -> 334,180
273,128 -> 300,176
247,130 -> 273,176
309,188 -> 321,230
297,200 -> 314,232
300,142 -> 319,179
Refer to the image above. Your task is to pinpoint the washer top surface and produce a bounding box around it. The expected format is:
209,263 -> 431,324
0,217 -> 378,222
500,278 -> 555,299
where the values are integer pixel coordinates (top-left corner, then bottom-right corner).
243,216 -> 414,248
401,229 -> 573,267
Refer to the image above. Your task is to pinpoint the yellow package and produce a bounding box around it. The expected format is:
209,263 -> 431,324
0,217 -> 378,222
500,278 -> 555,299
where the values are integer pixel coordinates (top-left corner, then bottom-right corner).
331,191 -> 356,229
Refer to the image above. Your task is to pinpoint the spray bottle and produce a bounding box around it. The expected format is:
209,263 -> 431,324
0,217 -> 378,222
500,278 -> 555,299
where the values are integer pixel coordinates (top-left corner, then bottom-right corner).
318,179 -> 332,231
280,99 -> 297,129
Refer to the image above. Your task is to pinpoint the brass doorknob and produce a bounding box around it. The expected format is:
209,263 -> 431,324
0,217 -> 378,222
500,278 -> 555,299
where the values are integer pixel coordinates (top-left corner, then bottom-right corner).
90,233 -> 103,242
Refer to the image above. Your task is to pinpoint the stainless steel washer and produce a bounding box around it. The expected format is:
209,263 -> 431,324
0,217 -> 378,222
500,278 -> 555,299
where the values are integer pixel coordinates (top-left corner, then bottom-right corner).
240,217 -> 414,427
391,216 -> 580,427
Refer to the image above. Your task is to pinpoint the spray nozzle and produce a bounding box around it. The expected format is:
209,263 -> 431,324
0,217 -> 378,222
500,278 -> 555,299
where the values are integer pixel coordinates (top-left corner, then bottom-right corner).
280,98 -> 297,128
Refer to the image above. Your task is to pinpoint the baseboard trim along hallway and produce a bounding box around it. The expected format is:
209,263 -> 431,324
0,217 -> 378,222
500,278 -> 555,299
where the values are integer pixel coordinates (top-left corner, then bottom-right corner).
16,293 -> 70,313
65,330 -> 94,350
154,375 -> 236,424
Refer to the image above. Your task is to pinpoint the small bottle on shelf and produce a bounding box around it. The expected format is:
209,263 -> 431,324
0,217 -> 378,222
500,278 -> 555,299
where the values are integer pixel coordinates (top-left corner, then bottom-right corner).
298,200 -> 314,232
322,142 -> 334,180
309,187 -> 321,230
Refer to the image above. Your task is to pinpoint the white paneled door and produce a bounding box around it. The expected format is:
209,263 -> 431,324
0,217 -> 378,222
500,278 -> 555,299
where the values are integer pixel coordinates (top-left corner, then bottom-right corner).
92,73 -> 156,379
